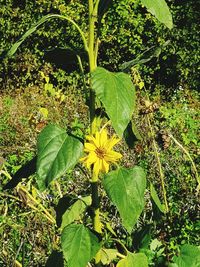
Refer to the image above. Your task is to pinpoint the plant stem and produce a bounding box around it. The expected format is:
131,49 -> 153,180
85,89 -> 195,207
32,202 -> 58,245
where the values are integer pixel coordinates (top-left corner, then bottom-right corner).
19,186 -> 56,224
168,132 -> 200,192
88,2 -> 102,265
1,166 -> 56,224
91,181 -> 102,266
146,114 -> 169,213
88,0 -> 97,124
91,181 -> 102,233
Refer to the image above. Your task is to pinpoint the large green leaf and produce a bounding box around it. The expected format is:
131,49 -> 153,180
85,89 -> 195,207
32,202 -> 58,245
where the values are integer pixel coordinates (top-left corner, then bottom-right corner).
150,183 -> 166,213
36,124 -> 83,191
119,41 -> 170,72
103,166 -> 146,233
61,196 -> 91,229
123,121 -> 142,149
92,67 -> 135,137
172,244 -> 200,267
117,252 -> 148,267
61,224 -> 101,267
7,14 -> 87,57
141,0 -> 173,29
100,248 -> 118,265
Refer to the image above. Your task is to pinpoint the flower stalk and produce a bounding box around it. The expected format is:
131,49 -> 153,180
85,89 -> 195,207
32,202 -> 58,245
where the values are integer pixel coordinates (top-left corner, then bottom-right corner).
81,129 -> 122,265
88,1 -> 102,265
88,0 -> 97,124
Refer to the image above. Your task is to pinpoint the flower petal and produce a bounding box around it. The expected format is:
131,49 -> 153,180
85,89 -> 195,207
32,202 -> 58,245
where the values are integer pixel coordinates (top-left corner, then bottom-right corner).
106,136 -> 121,150
80,156 -> 87,162
99,129 -> 108,147
81,129 -> 122,177
102,159 -> 109,173
104,150 -> 122,162
95,132 -> 100,147
84,142 -> 96,152
93,158 -> 101,178
85,135 -> 98,147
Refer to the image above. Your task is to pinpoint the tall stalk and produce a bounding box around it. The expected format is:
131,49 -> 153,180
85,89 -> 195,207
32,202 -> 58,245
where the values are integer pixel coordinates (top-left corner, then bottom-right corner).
88,0 -> 96,123
88,0 -> 102,265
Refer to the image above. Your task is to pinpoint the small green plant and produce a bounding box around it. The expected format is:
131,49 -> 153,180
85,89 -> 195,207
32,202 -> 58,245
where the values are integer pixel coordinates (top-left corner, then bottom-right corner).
5,0 -> 174,266
40,71 -> 66,102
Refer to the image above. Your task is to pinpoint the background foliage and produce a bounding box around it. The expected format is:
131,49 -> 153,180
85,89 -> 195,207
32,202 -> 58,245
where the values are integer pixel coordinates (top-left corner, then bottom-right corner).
0,0 -> 199,92
0,0 -> 199,266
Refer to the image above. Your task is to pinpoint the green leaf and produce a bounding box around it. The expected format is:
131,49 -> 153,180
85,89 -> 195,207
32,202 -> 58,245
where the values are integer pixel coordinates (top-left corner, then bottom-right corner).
119,42 -> 170,72
150,183 -> 166,213
117,252 -> 148,267
150,238 -> 163,251
100,248 -> 118,265
7,14 -> 87,57
135,225 -> 152,250
141,0 -> 173,29
103,166 -> 146,233
172,244 -> 200,267
168,264 -> 178,267
36,124 -> 83,191
61,196 -> 91,229
92,67 -> 136,137
61,224 -> 101,267
124,121 -> 142,149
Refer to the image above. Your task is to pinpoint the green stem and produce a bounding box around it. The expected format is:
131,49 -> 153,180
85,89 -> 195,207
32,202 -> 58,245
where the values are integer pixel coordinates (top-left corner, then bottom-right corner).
91,181 -> 102,233
93,0 -> 100,66
146,114 -> 169,213
88,0 -> 97,124
94,38 -> 100,67
88,2 -> 102,265
46,14 -> 89,53
91,181 -> 102,266
88,0 -> 96,71
7,14 -> 89,57
168,132 -> 200,192
77,55 -> 89,104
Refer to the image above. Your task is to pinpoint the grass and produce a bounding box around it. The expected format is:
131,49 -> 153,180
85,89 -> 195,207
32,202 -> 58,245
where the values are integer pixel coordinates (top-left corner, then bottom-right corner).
0,83 -> 199,266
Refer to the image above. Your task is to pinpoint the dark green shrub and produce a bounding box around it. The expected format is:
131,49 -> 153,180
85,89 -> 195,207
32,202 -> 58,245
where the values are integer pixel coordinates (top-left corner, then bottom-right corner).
0,0 -> 199,92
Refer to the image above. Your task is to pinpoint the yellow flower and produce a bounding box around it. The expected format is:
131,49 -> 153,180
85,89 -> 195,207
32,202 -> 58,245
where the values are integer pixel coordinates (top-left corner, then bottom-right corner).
80,129 -> 122,178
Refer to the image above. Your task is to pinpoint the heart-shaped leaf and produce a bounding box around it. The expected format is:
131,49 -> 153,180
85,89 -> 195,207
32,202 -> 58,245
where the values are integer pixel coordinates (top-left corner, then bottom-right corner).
117,252 -> 148,267
141,0 -> 173,29
172,244 -> 200,267
103,166 -> 146,233
123,121 -> 142,149
92,67 -> 135,137
36,124 -> 83,191
61,224 -> 101,267
61,196 -> 91,229
100,248 -> 118,265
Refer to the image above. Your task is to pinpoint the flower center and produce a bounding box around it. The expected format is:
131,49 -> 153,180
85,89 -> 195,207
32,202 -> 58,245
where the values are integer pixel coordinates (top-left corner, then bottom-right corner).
95,147 -> 106,159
